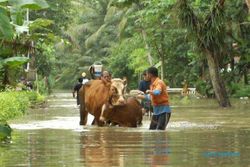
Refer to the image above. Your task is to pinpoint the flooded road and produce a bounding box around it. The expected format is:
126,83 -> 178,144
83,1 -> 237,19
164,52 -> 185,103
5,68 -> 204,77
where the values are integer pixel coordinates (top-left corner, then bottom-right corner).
1,92 -> 250,167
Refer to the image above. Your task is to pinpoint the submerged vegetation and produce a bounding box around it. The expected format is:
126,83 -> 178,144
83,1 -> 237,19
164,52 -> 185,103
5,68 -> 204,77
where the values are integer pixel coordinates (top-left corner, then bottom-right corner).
0,91 -> 44,141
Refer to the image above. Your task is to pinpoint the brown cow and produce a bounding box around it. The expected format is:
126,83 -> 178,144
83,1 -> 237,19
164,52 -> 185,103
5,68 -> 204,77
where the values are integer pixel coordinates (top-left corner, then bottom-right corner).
99,97 -> 143,127
79,78 -> 126,125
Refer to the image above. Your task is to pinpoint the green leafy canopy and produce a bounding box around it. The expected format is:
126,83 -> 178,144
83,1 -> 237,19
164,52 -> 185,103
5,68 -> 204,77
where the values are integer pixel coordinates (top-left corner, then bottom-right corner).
9,0 -> 49,10
2,56 -> 29,68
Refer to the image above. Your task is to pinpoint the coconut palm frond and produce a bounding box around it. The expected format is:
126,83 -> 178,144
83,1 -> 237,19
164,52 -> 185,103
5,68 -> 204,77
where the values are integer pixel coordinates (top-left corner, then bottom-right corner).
85,24 -> 106,48
104,6 -> 118,23
118,17 -> 127,38
76,23 -> 97,33
202,0 -> 226,51
63,30 -> 80,48
177,0 -> 200,33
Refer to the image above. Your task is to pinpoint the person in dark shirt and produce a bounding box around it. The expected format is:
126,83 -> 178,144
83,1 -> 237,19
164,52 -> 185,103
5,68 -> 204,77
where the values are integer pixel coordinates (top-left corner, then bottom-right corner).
139,71 -> 151,115
139,71 -> 151,93
73,78 -> 83,105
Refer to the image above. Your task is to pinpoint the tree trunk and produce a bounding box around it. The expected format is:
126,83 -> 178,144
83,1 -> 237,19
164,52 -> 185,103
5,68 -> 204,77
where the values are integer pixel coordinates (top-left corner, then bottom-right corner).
44,76 -> 51,94
246,0 -> 250,12
205,50 -> 231,107
160,54 -> 165,80
141,30 -> 153,66
154,40 -> 166,80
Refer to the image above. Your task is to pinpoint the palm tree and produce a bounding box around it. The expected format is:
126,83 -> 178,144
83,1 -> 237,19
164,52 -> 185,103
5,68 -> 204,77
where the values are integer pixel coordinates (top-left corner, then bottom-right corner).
78,0 -> 123,59
177,0 -> 231,107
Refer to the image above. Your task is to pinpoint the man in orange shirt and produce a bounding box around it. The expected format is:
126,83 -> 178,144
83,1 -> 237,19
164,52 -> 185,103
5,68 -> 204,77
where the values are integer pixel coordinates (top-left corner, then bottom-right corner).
138,67 -> 171,130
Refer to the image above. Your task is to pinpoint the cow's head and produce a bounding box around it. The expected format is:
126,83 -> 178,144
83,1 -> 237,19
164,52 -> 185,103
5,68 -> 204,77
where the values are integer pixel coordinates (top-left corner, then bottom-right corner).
109,78 -> 127,106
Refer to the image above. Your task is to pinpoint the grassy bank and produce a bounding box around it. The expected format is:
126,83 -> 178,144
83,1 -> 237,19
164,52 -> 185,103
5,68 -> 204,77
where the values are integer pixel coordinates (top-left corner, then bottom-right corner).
0,91 -> 45,141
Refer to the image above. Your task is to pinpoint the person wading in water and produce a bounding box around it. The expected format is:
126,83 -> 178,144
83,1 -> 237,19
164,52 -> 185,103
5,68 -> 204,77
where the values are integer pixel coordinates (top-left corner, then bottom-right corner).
138,67 -> 171,130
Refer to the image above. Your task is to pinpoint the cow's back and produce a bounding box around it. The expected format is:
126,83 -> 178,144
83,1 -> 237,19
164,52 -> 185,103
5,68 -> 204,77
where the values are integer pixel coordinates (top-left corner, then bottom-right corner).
110,97 -> 142,127
81,80 -> 111,118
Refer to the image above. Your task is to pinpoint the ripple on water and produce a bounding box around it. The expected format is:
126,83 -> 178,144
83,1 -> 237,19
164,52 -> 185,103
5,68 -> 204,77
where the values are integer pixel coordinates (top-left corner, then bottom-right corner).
10,116 -> 88,131
47,99 -> 76,102
168,121 -> 219,130
49,104 -> 77,108
10,115 -> 219,132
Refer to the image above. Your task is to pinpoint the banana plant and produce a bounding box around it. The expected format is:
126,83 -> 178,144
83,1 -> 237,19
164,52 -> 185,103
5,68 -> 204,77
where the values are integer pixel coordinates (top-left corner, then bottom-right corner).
0,0 -> 49,39
0,0 -> 49,86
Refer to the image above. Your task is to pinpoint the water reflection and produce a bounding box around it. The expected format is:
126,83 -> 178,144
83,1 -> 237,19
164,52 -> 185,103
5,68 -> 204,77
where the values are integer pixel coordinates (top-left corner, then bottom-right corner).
1,93 -> 250,167
80,129 -> 126,166
143,132 -> 170,166
79,128 -> 170,167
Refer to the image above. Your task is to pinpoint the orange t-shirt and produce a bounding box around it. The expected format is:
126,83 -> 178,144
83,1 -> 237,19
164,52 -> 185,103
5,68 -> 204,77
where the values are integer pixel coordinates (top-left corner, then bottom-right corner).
150,77 -> 169,106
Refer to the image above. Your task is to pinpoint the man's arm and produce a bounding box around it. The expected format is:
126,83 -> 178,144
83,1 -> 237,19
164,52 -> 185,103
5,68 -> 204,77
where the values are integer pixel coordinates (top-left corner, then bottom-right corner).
146,82 -> 162,96
137,94 -> 151,101
146,89 -> 161,96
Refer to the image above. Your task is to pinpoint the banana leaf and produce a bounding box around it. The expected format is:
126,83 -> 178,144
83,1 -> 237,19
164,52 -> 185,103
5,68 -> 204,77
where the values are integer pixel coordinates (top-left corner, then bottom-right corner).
3,56 -> 29,68
0,8 -> 14,40
9,0 -> 49,10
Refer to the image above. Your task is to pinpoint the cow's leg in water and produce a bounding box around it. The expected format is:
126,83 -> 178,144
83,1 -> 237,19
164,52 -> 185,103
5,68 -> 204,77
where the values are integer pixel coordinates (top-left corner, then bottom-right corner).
80,85 -> 88,125
91,118 -> 95,125
91,118 -> 104,126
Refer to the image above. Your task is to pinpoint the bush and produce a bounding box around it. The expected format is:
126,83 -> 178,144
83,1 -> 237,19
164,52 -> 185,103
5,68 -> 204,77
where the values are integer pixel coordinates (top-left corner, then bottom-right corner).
0,91 -> 44,141
0,91 -> 44,122
0,122 -> 12,141
0,92 -> 27,121
233,85 -> 250,98
195,79 -> 214,97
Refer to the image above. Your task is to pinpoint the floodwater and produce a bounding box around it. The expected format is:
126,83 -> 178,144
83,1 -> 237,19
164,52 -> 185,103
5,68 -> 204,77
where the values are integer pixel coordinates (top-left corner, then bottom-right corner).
1,92 -> 250,167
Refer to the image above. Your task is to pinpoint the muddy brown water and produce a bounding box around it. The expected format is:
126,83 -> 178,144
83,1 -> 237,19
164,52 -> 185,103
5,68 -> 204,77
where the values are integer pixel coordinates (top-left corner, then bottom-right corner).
0,92 -> 250,167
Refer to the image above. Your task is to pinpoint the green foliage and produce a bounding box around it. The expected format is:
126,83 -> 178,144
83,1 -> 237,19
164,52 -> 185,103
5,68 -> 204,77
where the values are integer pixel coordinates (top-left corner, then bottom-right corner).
0,91 -> 32,121
129,48 -> 149,73
35,41 -> 55,77
107,34 -> 147,88
0,0 -> 49,35
0,7 -> 14,40
2,57 -> 29,68
15,0 -> 247,99
0,91 -> 44,121
29,0 -> 74,36
0,90 -> 44,141
0,122 -> 12,141
0,0 -> 53,90
177,0 -> 226,52
34,75 -> 52,95
29,18 -> 54,32
9,0 -> 49,10
230,83 -> 250,98
195,79 -> 214,97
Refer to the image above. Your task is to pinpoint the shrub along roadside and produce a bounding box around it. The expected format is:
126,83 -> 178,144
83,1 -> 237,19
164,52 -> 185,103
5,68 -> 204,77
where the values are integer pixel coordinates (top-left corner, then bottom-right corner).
0,91 -> 45,141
